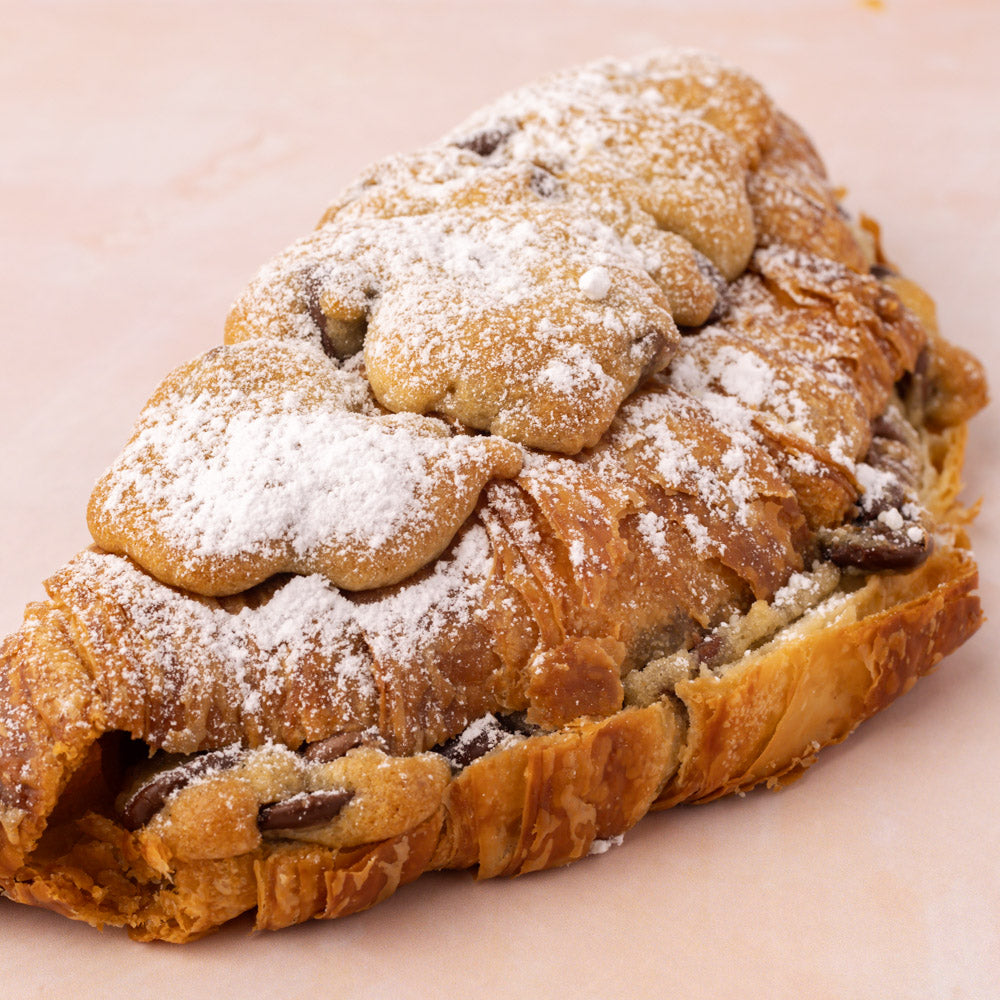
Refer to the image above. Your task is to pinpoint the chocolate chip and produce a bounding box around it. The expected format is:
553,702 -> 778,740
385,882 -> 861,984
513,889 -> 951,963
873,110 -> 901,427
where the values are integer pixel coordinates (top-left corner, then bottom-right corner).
435,713 -> 535,771
437,727 -> 501,770
693,631 -> 727,666
498,712 -> 536,737
257,788 -> 354,831
676,251 -> 728,333
857,477 -> 907,519
529,167 -> 561,199
318,328 -> 340,360
304,277 -> 333,352
819,399 -> 931,573
869,263 -> 897,279
696,251 -> 729,325
118,746 -> 244,832
821,526 -> 931,572
300,731 -> 365,763
635,327 -> 670,380
453,121 -> 515,157
870,413 -> 908,444
305,273 -> 368,360
896,348 -> 931,421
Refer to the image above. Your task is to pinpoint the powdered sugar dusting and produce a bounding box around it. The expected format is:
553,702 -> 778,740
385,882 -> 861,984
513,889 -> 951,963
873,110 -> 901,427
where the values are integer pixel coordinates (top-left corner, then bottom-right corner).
354,524 -> 492,666
59,52 -> 927,765
89,339 -> 520,592
58,549 -> 371,747
233,202 -> 676,454
443,49 -> 764,278
636,510 -> 670,556
588,833 -> 625,855
54,525 -> 495,752
103,396 -> 476,558
604,387 -> 770,529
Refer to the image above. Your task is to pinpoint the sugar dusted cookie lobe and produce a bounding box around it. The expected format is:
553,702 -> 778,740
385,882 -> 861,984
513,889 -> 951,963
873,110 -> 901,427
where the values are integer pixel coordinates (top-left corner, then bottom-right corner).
229,204 -> 679,454
87,338 -> 523,595
459,99 -> 756,281
322,148 -> 724,329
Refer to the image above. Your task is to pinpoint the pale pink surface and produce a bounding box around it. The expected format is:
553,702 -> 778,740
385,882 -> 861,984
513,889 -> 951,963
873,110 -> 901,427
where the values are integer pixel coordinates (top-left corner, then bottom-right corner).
1,1 -> 997,997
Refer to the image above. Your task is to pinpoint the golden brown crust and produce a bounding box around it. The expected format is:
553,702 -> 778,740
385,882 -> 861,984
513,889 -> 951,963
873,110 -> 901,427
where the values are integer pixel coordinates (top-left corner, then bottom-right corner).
252,813 -> 443,934
656,545 -> 982,808
0,489 -> 980,941
432,703 -> 678,875
747,112 -> 870,271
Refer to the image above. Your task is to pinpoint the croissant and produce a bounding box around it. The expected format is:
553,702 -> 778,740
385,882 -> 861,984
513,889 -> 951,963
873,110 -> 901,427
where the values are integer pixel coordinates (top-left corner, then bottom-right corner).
0,50 -> 986,942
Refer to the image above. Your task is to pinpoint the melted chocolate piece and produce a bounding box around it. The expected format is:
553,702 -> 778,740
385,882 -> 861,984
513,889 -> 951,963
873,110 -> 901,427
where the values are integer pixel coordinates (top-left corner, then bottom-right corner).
318,328 -> 340,360
870,413 -> 909,444
300,731 -> 366,763
453,121 -> 515,157
304,276 -> 336,356
677,250 -> 727,333
822,526 -> 931,572
869,263 -> 897,280
529,167 -> 561,199
820,399 -> 932,573
696,250 -> 729,326
436,713 -> 536,771
500,712 -> 536,737
317,314 -> 367,361
693,631 -> 727,667
896,347 -> 931,421
119,746 -> 244,832
635,326 -> 670,381
306,274 -> 369,360
258,788 -> 354,831
857,476 -> 907,519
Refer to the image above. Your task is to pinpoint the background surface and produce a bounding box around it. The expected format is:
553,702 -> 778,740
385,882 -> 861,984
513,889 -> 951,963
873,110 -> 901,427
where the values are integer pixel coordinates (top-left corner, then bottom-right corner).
1,1 -> 997,997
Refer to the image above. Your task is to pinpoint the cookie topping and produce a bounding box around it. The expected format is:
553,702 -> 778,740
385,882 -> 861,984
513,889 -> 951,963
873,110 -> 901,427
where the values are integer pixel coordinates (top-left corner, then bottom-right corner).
224,51 -> 794,449
229,204 -> 679,453
88,339 -> 522,595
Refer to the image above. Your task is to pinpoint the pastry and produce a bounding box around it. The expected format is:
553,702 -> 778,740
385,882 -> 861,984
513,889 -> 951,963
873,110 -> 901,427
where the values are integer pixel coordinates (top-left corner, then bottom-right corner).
0,50 -> 987,942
